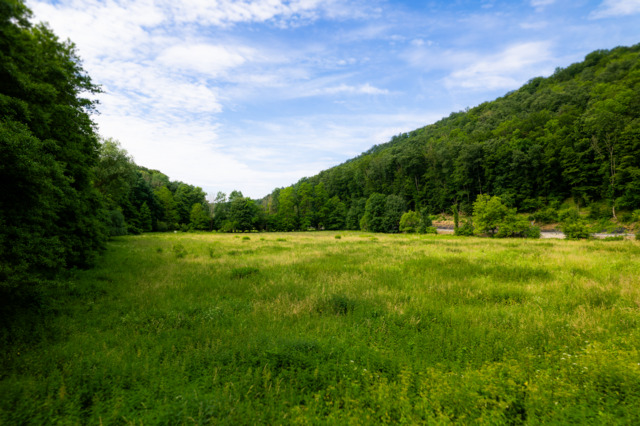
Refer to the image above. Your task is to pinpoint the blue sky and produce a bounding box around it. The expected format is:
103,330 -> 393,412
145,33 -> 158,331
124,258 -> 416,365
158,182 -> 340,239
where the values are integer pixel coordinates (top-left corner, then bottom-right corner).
28,0 -> 640,199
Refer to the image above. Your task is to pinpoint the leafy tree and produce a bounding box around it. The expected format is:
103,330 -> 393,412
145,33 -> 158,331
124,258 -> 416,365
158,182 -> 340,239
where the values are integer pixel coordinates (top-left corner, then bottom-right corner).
383,194 -> 406,233
154,186 -> 179,229
189,203 -> 210,231
228,196 -> 260,232
174,183 -> 207,225
562,218 -> 591,239
212,192 -> 228,230
139,202 -> 153,232
360,193 -> 386,232
399,211 -> 421,233
324,196 -> 346,230
452,203 -> 460,231
346,198 -> 366,230
454,219 -> 475,236
276,187 -> 298,231
1,1 -> 107,284
95,138 -> 137,209
472,194 -> 509,236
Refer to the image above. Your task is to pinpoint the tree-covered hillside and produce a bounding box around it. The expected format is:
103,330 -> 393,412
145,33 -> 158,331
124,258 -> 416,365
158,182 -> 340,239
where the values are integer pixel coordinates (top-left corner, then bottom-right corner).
0,1 -> 210,287
254,44 -> 639,232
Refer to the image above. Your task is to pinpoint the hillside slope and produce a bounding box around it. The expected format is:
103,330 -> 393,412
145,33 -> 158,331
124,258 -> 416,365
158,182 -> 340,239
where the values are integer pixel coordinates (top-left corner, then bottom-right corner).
255,44 -> 639,231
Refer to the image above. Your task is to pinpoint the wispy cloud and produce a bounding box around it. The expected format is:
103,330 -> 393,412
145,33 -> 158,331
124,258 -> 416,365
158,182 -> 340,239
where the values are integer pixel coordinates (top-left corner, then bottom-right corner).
444,42 -> 555,90
530,0 -> 555,10
156,44 -> 252,76
590,0 -> 640,18
308,83 -> 389,96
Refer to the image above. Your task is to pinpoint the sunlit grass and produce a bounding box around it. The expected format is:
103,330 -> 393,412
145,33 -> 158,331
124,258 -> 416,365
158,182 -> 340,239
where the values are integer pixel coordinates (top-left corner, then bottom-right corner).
2,232 -> 640,423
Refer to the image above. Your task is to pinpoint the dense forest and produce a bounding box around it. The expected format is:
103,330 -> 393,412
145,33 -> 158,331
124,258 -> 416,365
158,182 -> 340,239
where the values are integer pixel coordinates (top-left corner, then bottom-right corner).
251,43 -> 640,232
0,1 -> 209,287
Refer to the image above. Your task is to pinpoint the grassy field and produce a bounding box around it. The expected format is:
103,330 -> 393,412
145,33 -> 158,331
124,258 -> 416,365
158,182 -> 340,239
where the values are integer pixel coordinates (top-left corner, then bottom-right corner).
2,232 -> 640,424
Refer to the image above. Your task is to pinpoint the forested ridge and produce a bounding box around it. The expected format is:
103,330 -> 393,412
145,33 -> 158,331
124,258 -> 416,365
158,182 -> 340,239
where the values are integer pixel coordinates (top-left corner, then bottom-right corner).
251,43 -> 640,232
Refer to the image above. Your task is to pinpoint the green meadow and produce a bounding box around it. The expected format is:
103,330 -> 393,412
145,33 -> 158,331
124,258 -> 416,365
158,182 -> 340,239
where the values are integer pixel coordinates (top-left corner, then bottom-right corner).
2,232 -> 640,424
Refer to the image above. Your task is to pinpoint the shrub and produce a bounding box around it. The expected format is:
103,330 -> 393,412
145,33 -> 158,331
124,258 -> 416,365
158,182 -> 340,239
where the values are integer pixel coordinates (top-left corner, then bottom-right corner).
423,226 -> 438,234
588,203 -> 610,220
108,210 -> 128,236
495,216 -> 539,238
531,207 -> 558,224
526,226 -> 542,239
399,211 -> 421,233
242,236 -> 250,241
472,194 -> 509,236
334,235 -> 341,239
452,204 -> 460,230
172,244 -> 187,258
455,220 -> 475,236
558,208 -> 580,222
562,220 -> 591,239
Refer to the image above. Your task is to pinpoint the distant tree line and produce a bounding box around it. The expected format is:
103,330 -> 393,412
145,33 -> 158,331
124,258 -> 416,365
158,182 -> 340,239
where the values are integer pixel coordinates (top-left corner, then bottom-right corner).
95,139 -> 210,235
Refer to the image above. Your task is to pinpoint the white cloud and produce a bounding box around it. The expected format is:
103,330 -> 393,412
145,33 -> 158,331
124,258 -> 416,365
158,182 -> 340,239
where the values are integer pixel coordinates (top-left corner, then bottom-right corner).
156,44 -> 251,76
444,42 -> 554,90
530,0 -> 555,9
309,83 -> 389,96
590,0 -> 640,18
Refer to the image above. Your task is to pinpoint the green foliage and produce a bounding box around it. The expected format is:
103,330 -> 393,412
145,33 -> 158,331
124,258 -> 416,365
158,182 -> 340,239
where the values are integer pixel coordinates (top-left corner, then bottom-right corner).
472,194 -> 540,238
0,2 -> 108,284
172,243 -> 187,258
228,195 -> 263,232
455,219 -> 475,236
189,203 -> 210,231
139,202 -> 153,232
452,204 -> 460,230
495,215 -> 540,238
472,194 -> 510,236
562,219 -> 591,239
422,226 -> 438,234
360,193 -> 387,232
383,194 -> 406,233
399,210 -> 421,233
531,207 -> 559,224
107,210 -> 128,236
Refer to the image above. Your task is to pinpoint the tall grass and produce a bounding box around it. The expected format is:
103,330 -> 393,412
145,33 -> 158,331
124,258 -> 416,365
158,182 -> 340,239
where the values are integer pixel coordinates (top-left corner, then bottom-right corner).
2,232 -> 640,423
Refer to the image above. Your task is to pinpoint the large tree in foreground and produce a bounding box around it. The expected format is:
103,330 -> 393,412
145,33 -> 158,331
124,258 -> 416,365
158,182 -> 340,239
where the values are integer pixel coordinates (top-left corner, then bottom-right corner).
0,0 -> 106,286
